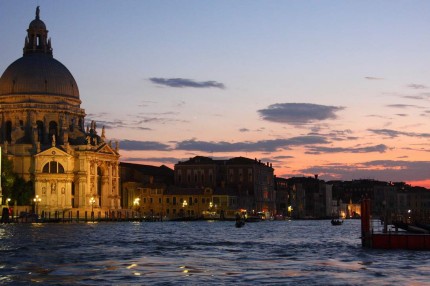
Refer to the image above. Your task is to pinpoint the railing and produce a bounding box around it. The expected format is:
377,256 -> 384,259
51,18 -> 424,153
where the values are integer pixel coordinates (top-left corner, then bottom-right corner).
4,209 -> 151,223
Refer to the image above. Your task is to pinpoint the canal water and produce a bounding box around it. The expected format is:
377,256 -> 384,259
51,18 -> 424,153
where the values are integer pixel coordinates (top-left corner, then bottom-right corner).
0,220 -> 429,285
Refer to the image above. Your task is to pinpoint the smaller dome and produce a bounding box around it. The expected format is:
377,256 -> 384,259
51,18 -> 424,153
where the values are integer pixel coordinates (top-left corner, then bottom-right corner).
29,18 -> 46,30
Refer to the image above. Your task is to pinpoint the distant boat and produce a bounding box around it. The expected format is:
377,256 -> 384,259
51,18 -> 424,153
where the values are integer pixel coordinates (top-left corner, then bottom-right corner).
235,212 -> 246,227
331,219 -> 343,226
235,220 -> 245,228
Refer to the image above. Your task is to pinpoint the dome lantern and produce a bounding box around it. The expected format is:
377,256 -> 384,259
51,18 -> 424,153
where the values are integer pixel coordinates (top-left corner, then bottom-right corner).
24,6 -> 52,57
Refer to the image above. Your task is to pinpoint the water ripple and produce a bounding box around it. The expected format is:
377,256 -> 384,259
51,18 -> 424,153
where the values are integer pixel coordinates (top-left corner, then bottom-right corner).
1,220 -> 430,285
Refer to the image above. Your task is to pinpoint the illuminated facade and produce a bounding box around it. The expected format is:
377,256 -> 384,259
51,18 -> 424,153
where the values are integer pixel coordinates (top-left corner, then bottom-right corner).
0,7 -> 120,212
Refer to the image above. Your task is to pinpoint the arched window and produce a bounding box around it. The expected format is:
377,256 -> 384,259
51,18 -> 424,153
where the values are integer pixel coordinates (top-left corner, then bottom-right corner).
36,121 -> 44,143
42,161 -> 65,173
5,121 -> 12,143
69,118 -> 75,132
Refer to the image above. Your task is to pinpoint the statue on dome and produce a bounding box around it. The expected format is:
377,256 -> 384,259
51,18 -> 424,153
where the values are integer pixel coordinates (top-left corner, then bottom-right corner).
36,6 -> 40,19
101,126 -> 106,141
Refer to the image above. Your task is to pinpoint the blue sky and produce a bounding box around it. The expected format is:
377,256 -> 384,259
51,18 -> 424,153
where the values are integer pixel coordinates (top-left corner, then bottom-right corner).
1,1 -> 430,186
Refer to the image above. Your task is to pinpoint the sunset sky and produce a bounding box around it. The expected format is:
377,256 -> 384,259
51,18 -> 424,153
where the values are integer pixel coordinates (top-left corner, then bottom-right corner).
1,1 -> 430,187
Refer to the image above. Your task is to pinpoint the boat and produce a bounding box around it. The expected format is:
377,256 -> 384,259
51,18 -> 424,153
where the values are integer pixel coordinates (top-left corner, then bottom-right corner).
235,220 -> 245,228
331,218 -> 343,225
235,212 -> 246,227
393,221 -> 429,234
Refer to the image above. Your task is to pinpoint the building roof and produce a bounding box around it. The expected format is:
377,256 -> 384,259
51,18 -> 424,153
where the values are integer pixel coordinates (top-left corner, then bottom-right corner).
120,162 -> 174,184
176,156 -> 215,165
176,156 -> 273,169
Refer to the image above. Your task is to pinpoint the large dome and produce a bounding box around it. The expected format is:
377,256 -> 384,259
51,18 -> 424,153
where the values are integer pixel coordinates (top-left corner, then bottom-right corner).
0,54 -> 79,99
0,5 -> 79,100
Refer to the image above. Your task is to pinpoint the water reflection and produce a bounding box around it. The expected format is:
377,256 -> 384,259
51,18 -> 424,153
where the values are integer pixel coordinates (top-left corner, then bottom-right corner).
0,220 -> 429,285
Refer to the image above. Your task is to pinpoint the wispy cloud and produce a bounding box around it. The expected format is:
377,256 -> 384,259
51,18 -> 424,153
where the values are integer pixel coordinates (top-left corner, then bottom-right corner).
175,136 -> 329,152
137,100 -> 157,107
121,156 -> 180,164
273,155 -> 295,160
403,95 -> 425,100
386,104 -> 423,109
150,77 -> 225,89
296,160 -> 430,183
87,111 -> 188,131
402,147 -> 430,153
307,129 -> 358,142
258,103 -> 345,125
368,128 -> 430,139
408,84 -> 427,89
305,144 -> 388,155
365,77 -> 384,80
119,140 -> 171,151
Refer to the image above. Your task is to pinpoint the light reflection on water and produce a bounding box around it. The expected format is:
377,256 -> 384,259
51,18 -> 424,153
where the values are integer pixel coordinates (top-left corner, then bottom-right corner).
0,220 -> 429,285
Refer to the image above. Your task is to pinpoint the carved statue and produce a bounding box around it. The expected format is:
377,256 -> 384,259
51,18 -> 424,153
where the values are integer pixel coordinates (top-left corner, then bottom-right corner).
51,182 -> 56,194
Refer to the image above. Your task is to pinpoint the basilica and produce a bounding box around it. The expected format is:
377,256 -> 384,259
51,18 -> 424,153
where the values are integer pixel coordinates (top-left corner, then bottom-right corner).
0,7 -> 121,213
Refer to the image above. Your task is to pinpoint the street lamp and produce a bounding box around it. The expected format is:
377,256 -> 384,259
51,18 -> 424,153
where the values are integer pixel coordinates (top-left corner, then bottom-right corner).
133,198 -> 140,217
7,198 -> 11,206
33,195 -> 41,216
182,200 -> 188,217
133,197 -> 140,208
90,197 -> 96,213
287,205 -> 292,217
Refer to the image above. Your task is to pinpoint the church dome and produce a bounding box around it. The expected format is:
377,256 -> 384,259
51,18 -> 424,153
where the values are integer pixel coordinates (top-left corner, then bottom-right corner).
0,6 -> 79,100
0,53 -> 79,99
0,54 -> 79,99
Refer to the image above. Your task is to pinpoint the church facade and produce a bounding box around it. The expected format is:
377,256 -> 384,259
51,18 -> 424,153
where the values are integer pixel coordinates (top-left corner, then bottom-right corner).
0,7 -> 121,213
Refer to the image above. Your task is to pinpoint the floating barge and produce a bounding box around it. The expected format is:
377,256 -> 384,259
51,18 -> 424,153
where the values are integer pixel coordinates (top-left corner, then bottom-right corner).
361,198 -> 430,250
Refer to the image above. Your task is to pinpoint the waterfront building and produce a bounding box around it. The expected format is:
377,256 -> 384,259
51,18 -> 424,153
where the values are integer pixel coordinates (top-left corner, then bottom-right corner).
119,162 -> 173,213
287,176 -> 332,219
392,185 -> 430,223
0,7 -> 120,212
330,179 -> 396,217
274,176 -> 289,216
175,156 -> 275,214
163,186 -> 214,219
